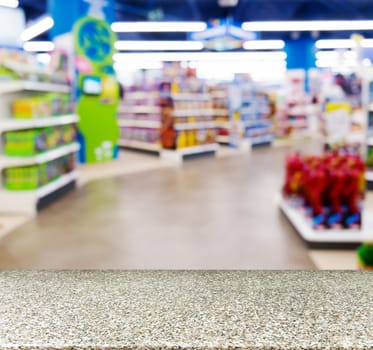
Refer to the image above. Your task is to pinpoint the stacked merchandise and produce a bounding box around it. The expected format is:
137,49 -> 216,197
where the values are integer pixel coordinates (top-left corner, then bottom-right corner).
3,124 -> 76,157
0,49 -> 78,214
0,48 -> 68,84
118,85 -> 161,152
12,93 -> 74,119
282,151 -> 365,230
160,64 -> 217,156
209,84 -> 230,144
275,70 -> 309,140
240,83 -> 273,146
4,154 -> 75,190
321,73 -> 364,148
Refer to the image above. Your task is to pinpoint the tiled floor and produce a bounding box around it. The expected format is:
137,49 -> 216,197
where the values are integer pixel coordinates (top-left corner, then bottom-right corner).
0,143 -> 361,269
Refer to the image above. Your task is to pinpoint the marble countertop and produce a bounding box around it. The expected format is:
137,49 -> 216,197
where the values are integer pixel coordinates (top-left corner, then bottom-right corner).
0,271 -> 372,350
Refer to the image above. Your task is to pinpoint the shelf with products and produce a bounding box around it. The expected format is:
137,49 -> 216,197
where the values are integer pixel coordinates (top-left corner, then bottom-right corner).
274,70 -> 310,141
159,71 -> 218,161
0,48 -> 78,214
0,49 -> 69,84
118,87 -> 162,154
209,84 -> 230,145
239,80 -> 274,147
280,151 -> 373,248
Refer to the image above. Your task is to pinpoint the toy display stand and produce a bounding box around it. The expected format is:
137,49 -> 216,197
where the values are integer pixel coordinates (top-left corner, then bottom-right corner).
0,64 -> 79,215
278,194 -> 373,248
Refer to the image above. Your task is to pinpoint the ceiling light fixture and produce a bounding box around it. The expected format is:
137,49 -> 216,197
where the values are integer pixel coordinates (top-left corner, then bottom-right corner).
0,0 -> 18,8
315,51 -> 357,60
242,20 -> 373,32
115,40 -> 204,51
21,16 -> 54,41
111,21 -> 207,33
113,51 -> 287,63
316,39 -> 373,49
23,41 -> 55,52
243,40 -> 285,50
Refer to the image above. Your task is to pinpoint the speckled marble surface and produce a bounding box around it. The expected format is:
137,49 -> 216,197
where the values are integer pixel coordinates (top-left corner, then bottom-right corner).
0,271 -> 372,350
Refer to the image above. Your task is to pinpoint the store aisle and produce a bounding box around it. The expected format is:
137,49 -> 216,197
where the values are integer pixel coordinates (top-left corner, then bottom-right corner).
0,146 -> 316,269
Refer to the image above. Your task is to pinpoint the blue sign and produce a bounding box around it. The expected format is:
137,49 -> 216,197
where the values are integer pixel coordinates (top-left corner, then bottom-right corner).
189,19 -> 257,51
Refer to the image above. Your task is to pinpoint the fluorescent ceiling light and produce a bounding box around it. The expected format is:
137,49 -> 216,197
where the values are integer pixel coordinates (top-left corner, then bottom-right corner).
316,59 -> 357,68
316,39 -> 373,49
315,51 -> 357,60
115,40 -> 204,51
242,20 -> 373,32
23,41 -> 55,52
113,51 -> 287,63
111,21 -> 207,33
0,0 -> 18,8
21,16 -> 54,41
243,40 -> 285,50
315,40 -> 356,49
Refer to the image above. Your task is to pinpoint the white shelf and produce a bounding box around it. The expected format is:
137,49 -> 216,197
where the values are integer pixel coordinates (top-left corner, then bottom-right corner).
213,109 -> 229,116
367,137 -> 373,146
119,106 -> 160,114
366,170 -> 373,182
216,135 -> 230,144
0,170 -> 78,214
0,143 -> 80,169
0,114 -> 79,133
124,91 -> 159,100
2,61 -> 66,81
174,121 -> 216,130
118,119 -> 161,129
346,133 -> 365,143
0,80 -> 70,94
119,139 -> 161,152
245,119 -> 272,127
161,143 -> 218,163
171,93 -> 211,101
249,134 -> 273,145
37,170 -> 78,198
173,109 -> 214,117
279,195 -> 373,244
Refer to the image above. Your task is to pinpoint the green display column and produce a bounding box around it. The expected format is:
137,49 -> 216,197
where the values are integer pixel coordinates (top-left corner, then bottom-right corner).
49,0 -> 120,163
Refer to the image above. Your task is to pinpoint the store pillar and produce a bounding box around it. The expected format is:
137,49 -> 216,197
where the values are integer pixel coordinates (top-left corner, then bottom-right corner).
48,0 -> 120,164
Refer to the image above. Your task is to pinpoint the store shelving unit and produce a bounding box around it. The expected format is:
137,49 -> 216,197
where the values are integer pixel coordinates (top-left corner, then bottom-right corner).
279,195 -> 373,248
363,69 -> 373,189
0,60 -> 79,214
118,90 -> 162,154
163,91 -> 218,162
210,87 -> 230,145
241,85 -> 273,147
274,70 -> 310,141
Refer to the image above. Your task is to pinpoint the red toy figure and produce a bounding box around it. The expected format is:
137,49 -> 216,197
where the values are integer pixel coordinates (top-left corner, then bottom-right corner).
283,153 -> 304,197
302,161 -> 327,228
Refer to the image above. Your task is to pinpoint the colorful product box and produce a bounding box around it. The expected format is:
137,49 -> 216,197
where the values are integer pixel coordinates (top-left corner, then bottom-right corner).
3,125 -> 77,157
3,154 -> 75,191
